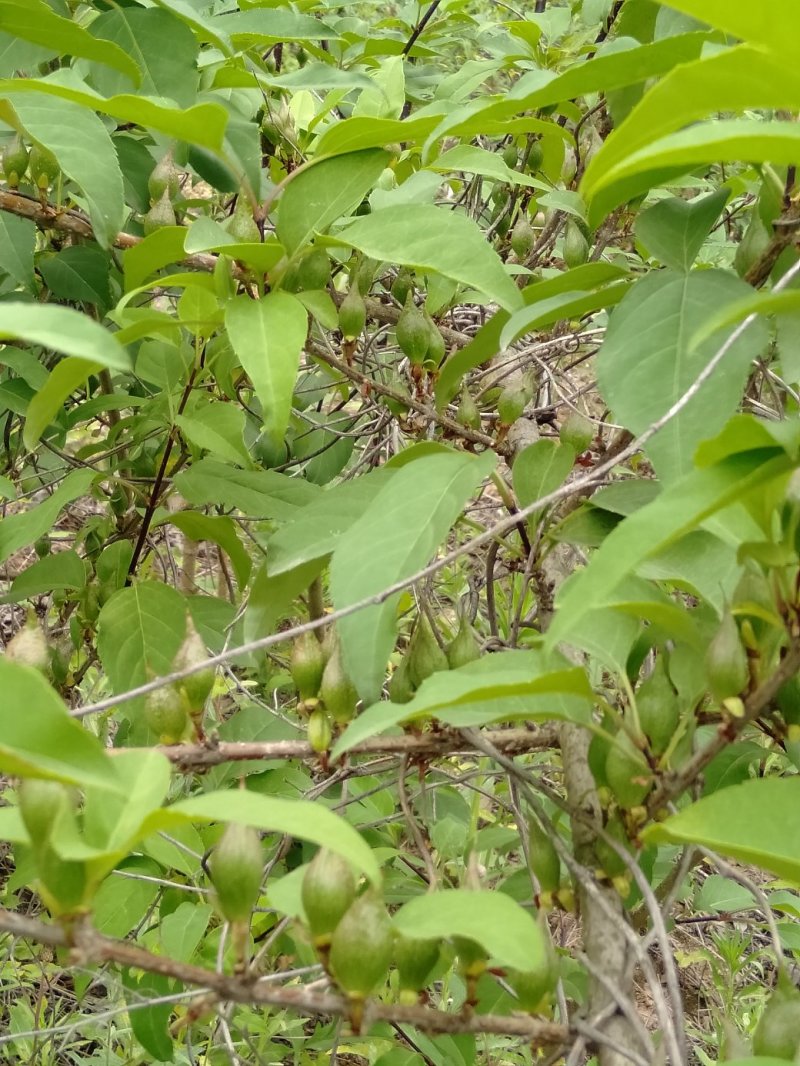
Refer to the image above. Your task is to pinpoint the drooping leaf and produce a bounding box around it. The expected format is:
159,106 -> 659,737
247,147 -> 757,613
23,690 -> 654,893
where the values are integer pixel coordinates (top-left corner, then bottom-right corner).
174,459 -> 319,519
0,302 -> 129,371
0,468 -> 95,564
38,246 -> 112,310
0,211 -> 36,290
3,549 -> 86,602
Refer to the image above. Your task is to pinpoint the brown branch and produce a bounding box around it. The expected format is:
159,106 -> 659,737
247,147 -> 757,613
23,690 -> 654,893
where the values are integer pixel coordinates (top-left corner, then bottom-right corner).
744,197 -> 800,289
124,725 -> 559,770
0,908 -> 570,1046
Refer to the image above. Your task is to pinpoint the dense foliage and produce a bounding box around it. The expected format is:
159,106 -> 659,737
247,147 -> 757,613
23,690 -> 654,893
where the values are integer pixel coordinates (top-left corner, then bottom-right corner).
2,0 -> 800,1063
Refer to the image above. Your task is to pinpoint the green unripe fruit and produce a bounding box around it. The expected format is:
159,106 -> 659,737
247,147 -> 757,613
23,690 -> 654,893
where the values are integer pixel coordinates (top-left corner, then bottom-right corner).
605,732 -> 652,809
528,818 -> 561,894
224,196 -> 260,244
174,615 -> 215,717
492,183 -> 510,207
320,642 -> 358,725
253,433 -> 289,469
144,685 -> 188,744
291,631 -> 325,701
753,975 -> 800,1059
6,617 -> 49,673
456,387 -> 481,430
307,707 -> 333,753
34,535 -> 50,559
394,934 -> 441,1002
424,310 -> 446,367
407,616 -> 449,689
595,812 -> 632,878
510,215 -> 535,259
208,822 -> 263,924
445,614 -> 480,669
734,213 -> 771,278
527,140 -> 544,173
376,166 -> 397,191
453,936 -> 487,978
148,149 -> 180,203
353,256 -> 377,296
559,410 -> 593,453
396,295 -> 430,365
338,287 -> 367,340
636,654 -> 680,757
301,848 -> 357,947
506,930 -> 557,1013
563,220 -> 589,268
19,779 -> 71,849
391,270 -> 413,307
778,675 -> 800,726
497,382 -> 529,425
296,247 -> 331,290
388,653 -> 415,703
2,133 -> 29,188
706,609 -> 748,702
35,845 -> 88,916
380,370 -> 411,417
502,143 -> 518,170
329,889 -> 394,999
28,144 -> 60,191
143,189 -> 177,235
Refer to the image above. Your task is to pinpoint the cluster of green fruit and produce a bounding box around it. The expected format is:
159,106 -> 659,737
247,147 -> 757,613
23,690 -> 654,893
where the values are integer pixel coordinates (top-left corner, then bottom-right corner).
290,627 -> 359,753
143,615 -> 215,743
1,134 -> 60,193
388,612 -> 481,704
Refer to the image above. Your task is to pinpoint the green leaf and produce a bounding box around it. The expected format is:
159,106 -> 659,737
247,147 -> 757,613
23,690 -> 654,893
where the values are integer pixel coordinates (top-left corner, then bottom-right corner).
38,246 -> 112,311
96,583 -> 187,715
156,511 -> 251,589
393,890 -> 548,972
499,282 -> 630,350
174,458 -> 319,519
316,115 -> 442,158
545,447 -> 792,650
23,357 -> 100,449
123,226 -> 187,291
89,6 -> 198,107
0,660 -> 118,790
634,189 -> 729,272
176,398 -> 250,468
93,857 -> 161,938
276,149 -> 389,258
651,0 -> 800,58
643,778 -> 800,882
244,558 -> 325,647
159,901 -> 212,964
513,440 -> 576,508
0,0 -> 141,84
0,211 -> 35,289
216,9 -> 339,44
8,92 -> 124,249
0,468 -> 95,564
0,302 -> 128,371
164,790 -> 380,886
224,292 -> 308,449
690,290 -> 800,353
3,549 -> 86,602
331,449 -> 496,703
427,143 -> 553,189
184,217 -> 284,275
597,270 -> 768,481
335,205 -> 521,312
333,653 -> 591,758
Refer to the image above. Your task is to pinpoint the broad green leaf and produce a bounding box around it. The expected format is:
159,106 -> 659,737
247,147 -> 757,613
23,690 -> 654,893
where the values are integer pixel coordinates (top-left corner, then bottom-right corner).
0,660 -> 119,790
513,440 -> 575,508
164,790 -> 380,885
8,92 -> 124,248
259,63 -> 375,94
333,652 -> 592,758
82,750 -> 172,859
89,6 -> 199,107
244,558 -> 325,647
393,890 -> 548,972
184,217 -> 284,274
335,206 -> 521,312
149,0 -> 233,54
690,290 -> 800,353
0,211 -> 35,289
38,246 -> 112,310
0,468 -> 95,564
3,549 -> 86,602
174,458 -> 319,519
652,0 -> 800,57
331,449 -> 496,703
428,143 -> 558,189
597,270 -> 768,481
216,9 -> 339,44
93,857 -> 161,938
24,357 -> 99,450
643,777 -> 800,882
0,0 -> 141,83
96,583 -> 187,714
156,511 -> 251,588
123,226 -> 188,291
123,972 -> 172,1061
499,282 -> 630,349
545,447 -> 792,650
225,292 -> 308,449
0,303 -> 128,371
276,149 -> 389,257
176,398 -> 250,468
316,114 -> 442,158
159,901 -> 212,964
634,189 -> 729,272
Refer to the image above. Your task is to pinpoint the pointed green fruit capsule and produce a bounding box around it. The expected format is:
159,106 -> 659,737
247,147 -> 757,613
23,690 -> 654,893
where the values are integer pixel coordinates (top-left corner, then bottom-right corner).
394,934 -> 441,1002
2,133 -> 29,188
28,144 -> 60,191
338,287 -> 367,340
502,143 -> 518,170
307,707 -> 333,753
753,974 -> 800,1059
174,615 -> 215,716
510,215 -> 535,259
396,295 -> 430,365
424,310 -> 446,366
19,779 -> 72,850
297,246 -> 331,290
301,848 -> 357,948
563,220 -> 589,268
148,148 -> 180,202
777,675 -> 800,726
388,653 -> 415,703
453,936 -> 487,978
6,615 -> 49,673
320,642 -> 359,725
381,371 -> 411,417
446,613 -> 480,669
595,812 -> 632,878
391,270 -> 413,307
329,889 -> 394,999
407,615 -> 448,689
497,382 -> 529,425
559,410 -> 593,453
291,631 -> 325,701
208,822 -> 263,925
605,733 -> 652,809
527,140 -> 544,173
143,189 -> 177,235
528,818 -> 561,894
456,387 -> 481,430
145,685 -> 188,744
354,255 -> 377,295
224,195 -> 260,243
636,654 -> 680,756
706,610 -> 748,702
507,929 -> 557,1013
